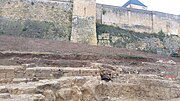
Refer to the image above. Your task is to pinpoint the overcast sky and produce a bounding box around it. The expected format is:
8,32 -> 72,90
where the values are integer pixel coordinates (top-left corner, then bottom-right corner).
96,0 -> 180,15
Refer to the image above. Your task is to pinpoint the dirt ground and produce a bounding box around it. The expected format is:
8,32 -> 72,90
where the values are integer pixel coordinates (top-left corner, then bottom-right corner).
0,35 -> 178,62
0,35 -> 179,76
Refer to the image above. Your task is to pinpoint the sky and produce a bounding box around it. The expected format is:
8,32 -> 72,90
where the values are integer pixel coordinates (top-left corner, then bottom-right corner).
96,0 -> 180,15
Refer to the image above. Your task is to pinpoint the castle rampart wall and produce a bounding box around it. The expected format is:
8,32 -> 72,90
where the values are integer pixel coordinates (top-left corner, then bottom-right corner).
0,1 -> 179,45
0,0 -> 97,44
97,4 -> 180,36
0,0 -> 73,40
71,0 -> 97,45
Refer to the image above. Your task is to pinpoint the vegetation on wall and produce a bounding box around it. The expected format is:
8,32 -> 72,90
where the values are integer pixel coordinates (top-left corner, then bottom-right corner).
96,23 -> 166,38
157,30 -> 166,41
96,23 -> 179,55
102,10 -> 107,15
96,23 -> 164,43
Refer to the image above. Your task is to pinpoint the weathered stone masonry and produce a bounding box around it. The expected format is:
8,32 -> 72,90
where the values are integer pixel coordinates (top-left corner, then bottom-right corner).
71,0 -> 97,45
0,0 -> 97,45
0,0 -> 180,45
0,0 -> 73,41
97,4 -> 180,36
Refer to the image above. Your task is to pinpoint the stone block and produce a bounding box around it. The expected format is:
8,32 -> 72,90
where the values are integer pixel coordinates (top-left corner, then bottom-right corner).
56,86 -> 82,101
0,86 -> 8,93
6,71 -> 15,79
12,78 -> 28,83
15,73 -> 25,78
0,93 -> 10,99
51,68 -> 64,78
43,90 -> 56,101
71,16 -> 97,45
24,68 -> 35,78
0,68 -> 5,73
0,67 -> 15,73
22,63 -> 36,68
34,70 -> 49,79
0,73 -> 5,79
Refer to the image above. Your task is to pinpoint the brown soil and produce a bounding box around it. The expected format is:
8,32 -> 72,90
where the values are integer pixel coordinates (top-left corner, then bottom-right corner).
0,35 -> 177,62
0,35 -> 178,76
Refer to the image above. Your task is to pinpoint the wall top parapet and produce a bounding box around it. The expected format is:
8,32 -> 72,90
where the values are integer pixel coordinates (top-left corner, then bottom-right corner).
97,3 -> 180,20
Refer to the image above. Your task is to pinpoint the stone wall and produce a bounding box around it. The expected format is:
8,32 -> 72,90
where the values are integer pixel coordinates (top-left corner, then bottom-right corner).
0,0 -> 73,41
96,24 -> 180,55
71,0 -> 97,45
96,4 -> 180,36
1,1 -> 179,45
0,0 -> 97,44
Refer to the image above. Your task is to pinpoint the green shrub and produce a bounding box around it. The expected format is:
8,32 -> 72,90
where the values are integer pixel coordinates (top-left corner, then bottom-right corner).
157,30 -> 165,41
102,10 -> 106,15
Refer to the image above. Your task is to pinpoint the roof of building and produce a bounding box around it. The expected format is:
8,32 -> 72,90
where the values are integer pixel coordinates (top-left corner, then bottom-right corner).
122,0 -> 147,7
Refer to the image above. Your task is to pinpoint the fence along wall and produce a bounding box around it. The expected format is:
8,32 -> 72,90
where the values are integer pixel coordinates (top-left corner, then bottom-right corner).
96,4 -> 180,36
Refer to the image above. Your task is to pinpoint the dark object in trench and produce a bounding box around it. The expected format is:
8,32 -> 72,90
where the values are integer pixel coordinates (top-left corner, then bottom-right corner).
170,53 -> 180,58
100,73 -> 111,82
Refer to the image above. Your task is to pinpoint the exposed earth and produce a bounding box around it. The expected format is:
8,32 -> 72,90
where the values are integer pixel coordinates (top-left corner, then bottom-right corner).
0,35 -> 179,101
